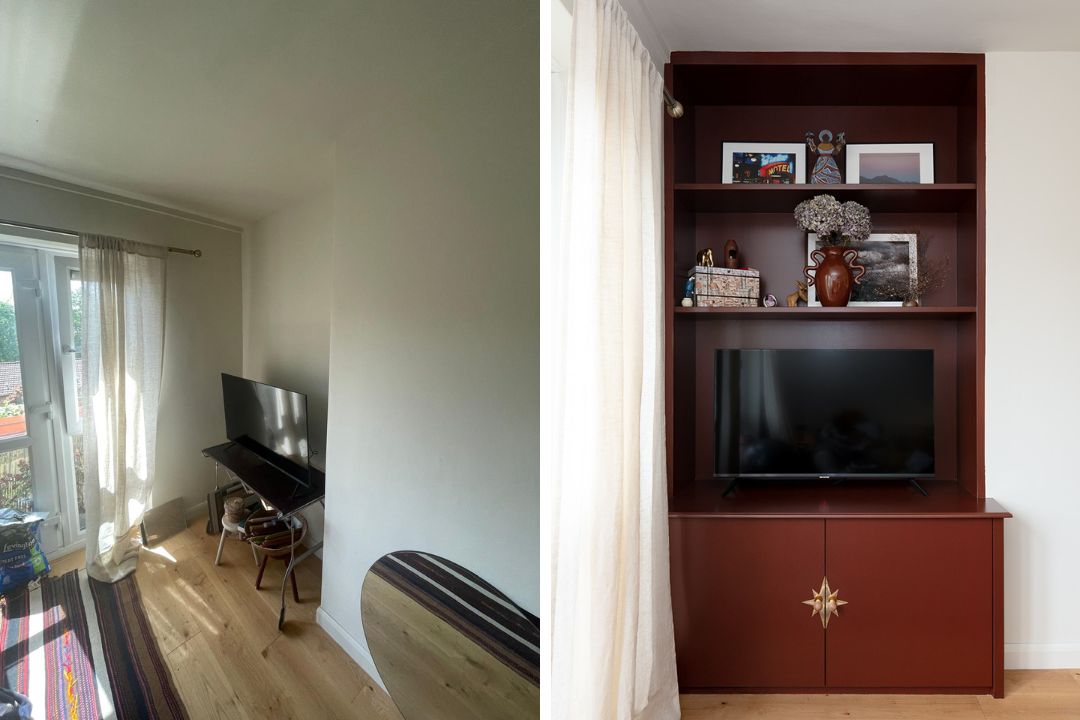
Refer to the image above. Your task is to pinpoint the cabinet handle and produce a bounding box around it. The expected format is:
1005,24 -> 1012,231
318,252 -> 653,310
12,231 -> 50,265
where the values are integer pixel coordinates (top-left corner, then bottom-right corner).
802,577 -> 848,629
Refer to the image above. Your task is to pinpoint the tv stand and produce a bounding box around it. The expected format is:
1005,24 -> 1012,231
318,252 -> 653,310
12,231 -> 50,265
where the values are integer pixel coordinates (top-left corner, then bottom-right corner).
202,441 -> 326,630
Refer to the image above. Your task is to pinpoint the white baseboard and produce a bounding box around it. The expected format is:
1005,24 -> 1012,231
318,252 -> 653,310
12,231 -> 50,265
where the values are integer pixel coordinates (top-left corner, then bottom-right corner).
1005,643 -> 1080,669
316,606 -> 385,691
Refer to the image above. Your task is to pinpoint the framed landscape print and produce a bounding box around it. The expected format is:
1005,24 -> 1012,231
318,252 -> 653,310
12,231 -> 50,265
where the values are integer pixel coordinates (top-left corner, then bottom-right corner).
846,143 -> 934,184
722,143 -> 806,184
807,233 -> 918,306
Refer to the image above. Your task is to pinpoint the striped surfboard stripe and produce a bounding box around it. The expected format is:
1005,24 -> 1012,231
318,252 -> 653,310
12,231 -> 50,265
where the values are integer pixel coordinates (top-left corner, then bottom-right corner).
371,551 -> 540,686
0,570 -> 185,720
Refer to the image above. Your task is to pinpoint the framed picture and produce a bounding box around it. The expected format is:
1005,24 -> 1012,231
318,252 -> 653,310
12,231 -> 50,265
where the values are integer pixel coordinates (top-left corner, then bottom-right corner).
846,143 -> 934,184
722,143 -> 806,184
807,233 -> 918,306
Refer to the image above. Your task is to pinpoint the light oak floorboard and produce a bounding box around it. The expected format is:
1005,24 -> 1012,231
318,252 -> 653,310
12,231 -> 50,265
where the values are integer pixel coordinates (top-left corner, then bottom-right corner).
48,518 -> 403,720
683,671 -> 1080,719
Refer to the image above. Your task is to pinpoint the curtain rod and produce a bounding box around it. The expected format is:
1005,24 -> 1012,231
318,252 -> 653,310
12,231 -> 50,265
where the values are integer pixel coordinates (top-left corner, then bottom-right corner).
0,218 -> 202,257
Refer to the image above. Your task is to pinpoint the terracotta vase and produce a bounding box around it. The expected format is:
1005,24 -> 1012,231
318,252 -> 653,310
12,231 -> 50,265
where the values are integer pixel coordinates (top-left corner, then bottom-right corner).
804,246 -> 866,307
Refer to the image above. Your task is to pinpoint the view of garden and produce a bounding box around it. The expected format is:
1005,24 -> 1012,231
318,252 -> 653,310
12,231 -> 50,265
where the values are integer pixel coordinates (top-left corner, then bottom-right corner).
0,297 -> 31,512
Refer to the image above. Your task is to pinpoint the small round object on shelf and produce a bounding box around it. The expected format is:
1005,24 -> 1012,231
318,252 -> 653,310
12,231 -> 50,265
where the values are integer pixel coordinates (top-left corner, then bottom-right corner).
763,294 -> 777,307
681,297 -> 693,307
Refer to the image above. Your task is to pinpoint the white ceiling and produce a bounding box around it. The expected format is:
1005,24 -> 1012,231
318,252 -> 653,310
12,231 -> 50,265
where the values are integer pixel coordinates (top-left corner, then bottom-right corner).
625,0 -> 1080,66
0,1 -> 526,224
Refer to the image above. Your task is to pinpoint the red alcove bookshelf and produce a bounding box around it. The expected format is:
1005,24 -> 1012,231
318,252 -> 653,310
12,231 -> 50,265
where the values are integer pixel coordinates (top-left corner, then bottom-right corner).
663,52 -> 1009,697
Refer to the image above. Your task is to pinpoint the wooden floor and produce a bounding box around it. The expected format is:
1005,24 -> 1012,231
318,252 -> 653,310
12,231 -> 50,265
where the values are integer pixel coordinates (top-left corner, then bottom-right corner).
50,527 -> 1080,720
51,519 -> 403,720
682,670 -> 1080,718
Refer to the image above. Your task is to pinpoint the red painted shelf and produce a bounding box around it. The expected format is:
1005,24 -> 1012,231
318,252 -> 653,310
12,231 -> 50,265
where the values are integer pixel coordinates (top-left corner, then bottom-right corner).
669,480 -> 1011,519
674,305 -> 976,320
673,183 -> 976,213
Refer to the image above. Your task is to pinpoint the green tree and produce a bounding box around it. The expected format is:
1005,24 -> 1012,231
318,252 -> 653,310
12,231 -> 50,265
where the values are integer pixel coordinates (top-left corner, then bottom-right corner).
70,281 -> 82,352
0,303 -> 17,363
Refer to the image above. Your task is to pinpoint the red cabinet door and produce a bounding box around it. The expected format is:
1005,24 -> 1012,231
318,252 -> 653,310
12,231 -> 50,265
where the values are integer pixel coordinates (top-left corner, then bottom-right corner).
825,519 -> 992,689
670,518 -> 825,688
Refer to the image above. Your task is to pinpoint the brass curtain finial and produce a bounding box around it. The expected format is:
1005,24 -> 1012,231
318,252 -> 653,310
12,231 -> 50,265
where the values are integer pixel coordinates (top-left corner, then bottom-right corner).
663,88 -> 683,118
802,577 -> 848,628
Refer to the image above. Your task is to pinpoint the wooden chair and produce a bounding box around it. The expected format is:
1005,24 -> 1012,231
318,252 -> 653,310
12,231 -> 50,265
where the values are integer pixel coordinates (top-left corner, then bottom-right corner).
242,510 -> 306,603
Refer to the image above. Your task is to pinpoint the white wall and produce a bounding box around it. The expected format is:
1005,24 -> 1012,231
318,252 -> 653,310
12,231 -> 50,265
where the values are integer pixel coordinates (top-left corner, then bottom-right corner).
986,52 -> 1080,668
242,189 -> 334,544
316,4 -> 539,680
0,167 -> 243,517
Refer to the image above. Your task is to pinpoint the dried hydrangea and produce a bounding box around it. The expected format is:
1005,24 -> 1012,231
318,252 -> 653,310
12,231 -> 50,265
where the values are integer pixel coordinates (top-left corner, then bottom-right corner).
793,194 -> 872,245
793,194 -> 842,236
840,201 -> 872,243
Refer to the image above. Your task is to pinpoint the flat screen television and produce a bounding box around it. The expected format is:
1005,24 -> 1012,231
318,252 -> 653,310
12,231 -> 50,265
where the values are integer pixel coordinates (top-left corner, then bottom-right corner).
221,373 -> 310,483
715,349 -> 934,486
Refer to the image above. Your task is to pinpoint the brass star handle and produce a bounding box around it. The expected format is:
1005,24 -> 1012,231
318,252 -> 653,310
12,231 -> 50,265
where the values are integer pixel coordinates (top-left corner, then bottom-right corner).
802,577 -> 848,628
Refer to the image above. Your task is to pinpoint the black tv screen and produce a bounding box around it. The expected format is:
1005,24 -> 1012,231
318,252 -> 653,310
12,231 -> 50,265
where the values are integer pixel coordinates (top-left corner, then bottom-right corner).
715,349 -> 934,478
222,373 -> 310,482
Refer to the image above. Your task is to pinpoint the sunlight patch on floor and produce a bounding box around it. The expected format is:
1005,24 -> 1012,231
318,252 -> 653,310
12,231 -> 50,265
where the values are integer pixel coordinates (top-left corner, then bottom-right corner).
142,545 -> 177,563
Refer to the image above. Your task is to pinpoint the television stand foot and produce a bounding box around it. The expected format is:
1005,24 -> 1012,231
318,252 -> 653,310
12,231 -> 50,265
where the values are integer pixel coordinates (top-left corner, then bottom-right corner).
909,478 -> 929,496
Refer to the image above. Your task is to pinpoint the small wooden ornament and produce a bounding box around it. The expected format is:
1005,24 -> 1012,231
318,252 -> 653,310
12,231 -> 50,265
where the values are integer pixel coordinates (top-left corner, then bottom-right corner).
723,239 -> 739,269
786,280 -> 808,307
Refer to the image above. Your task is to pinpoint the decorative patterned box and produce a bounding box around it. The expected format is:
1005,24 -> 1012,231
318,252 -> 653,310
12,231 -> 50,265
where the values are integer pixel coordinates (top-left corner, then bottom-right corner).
691,265 -> 760,307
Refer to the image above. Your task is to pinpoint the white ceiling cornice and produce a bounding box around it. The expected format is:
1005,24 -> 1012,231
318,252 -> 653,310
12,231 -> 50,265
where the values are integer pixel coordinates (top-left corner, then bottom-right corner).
0,157 -> 245,231
634,0 -> 1080,54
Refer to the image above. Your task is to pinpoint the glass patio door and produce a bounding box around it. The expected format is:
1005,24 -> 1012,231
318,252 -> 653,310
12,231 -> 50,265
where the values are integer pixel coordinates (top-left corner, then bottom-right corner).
0,245 -> 63,552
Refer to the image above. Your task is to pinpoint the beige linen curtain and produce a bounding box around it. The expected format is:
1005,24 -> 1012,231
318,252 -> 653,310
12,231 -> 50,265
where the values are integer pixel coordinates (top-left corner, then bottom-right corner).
80,234 -> 166,582
546,0 -> 680,717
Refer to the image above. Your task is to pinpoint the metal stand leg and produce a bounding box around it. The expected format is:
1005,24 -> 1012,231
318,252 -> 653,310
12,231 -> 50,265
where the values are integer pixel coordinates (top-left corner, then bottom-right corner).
279,521 -> 296,630
277,534 -> 325,630
215,527 -> 227,566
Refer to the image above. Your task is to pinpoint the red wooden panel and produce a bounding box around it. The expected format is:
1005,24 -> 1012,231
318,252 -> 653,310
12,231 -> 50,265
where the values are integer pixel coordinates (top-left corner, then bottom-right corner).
670,518 -> 825,688
825,519 -> 992,689
992,518 -> 1005,698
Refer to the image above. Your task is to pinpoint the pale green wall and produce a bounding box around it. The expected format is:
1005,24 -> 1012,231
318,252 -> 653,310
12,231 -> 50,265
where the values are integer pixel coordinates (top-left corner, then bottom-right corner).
319,0 -> 539,675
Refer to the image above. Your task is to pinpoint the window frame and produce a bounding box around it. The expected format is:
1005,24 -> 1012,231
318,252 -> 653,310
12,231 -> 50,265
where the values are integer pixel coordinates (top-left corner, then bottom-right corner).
53,257 -> 81,437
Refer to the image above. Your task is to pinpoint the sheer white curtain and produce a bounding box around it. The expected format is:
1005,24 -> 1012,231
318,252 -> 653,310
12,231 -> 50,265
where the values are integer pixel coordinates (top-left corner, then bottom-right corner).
546,0 -> 679,717
80,235 -> 167,582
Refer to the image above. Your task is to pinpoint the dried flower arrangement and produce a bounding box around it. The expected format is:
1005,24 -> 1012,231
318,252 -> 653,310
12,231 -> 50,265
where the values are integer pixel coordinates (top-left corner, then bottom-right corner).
866,236 -> 951,305
793,194 -> 872,246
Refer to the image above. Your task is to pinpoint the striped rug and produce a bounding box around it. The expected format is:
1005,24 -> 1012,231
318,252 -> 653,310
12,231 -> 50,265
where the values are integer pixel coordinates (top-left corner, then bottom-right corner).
0,570 -> 187,720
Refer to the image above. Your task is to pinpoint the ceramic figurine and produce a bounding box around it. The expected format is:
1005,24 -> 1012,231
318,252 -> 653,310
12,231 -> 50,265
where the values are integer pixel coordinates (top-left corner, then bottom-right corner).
786,280 -> 808,307
683,275 -> 695,302
806,130 -> 845,184
696,248 -> 714,268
